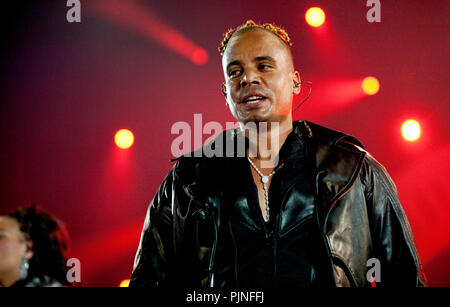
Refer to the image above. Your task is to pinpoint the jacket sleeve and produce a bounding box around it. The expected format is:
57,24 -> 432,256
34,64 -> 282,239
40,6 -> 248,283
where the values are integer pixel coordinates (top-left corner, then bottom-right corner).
363,154 -> 427,287
129,167 -> 177,287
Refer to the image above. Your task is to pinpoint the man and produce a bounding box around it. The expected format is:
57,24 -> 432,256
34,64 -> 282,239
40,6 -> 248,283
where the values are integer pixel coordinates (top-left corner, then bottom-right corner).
129,20 -> 426,287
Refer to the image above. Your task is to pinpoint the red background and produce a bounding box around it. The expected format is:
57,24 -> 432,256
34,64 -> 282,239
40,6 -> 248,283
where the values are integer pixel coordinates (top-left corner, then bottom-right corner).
0,0 -> 448,286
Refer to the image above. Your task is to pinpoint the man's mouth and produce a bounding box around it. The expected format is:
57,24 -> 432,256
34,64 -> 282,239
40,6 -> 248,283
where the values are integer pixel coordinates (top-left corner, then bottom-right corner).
243,95 -> 266,104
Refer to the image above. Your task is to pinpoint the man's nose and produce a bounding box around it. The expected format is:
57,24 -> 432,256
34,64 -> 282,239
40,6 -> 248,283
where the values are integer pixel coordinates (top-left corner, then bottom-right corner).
240,70 -> 261,87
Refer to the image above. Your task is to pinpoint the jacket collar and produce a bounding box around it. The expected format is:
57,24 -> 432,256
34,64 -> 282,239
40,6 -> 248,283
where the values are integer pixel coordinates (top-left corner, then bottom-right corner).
173,120 -> 366,209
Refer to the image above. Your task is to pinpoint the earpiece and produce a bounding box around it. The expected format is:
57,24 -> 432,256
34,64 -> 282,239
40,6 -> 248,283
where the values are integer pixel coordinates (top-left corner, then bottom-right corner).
292,81 -> 313,112
221,82 -> 227,97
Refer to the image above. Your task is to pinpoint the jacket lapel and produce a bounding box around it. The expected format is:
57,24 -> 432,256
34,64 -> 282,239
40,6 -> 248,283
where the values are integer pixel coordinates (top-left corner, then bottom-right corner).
299,121 -> 366,228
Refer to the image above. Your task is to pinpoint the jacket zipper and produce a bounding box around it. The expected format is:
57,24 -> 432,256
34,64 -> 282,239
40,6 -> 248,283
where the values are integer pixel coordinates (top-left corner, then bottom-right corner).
208,208 -> 219,287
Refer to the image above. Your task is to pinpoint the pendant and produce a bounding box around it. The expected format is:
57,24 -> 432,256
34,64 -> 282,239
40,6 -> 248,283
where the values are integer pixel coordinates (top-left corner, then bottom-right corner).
262,176 -> 269,184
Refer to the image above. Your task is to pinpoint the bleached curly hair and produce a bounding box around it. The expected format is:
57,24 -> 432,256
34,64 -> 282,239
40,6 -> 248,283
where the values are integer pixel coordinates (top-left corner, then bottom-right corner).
218,20 -> 293,56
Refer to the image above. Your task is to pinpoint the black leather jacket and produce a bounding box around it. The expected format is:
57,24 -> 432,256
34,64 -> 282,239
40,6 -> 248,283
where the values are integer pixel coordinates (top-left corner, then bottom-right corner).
129,121 -> 427,287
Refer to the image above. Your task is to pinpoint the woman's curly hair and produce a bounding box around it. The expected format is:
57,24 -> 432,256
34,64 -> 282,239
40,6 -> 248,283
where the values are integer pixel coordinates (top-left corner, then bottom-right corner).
8,204 -> 72,286
218,20 -> 293,56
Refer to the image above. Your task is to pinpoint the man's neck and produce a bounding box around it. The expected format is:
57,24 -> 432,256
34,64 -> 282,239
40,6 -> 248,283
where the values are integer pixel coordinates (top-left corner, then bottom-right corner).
243,118 -> 293,169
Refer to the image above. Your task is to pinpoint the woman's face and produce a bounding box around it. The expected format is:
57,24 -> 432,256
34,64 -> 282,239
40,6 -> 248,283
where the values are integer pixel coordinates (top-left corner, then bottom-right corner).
0,216 -> 30,285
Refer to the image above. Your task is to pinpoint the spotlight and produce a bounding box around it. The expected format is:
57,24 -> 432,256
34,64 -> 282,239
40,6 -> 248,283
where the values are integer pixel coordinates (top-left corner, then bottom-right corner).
361,76 -> 380,95
305,7 -> 326,28
115,129 -> 134,149
191,47 -> 208,66
119,279 -> 130,287
401,120 -> 421,142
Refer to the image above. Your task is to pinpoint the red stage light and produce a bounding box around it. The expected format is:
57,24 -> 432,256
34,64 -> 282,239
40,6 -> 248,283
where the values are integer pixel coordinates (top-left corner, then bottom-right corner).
119,279 -> 130,287
361,76 -> 380,95
191,47 -> 208,66
89,0 -> 208,66
305,7 -> 326,27
401,120 -> 421,141
114,129 -> 134,149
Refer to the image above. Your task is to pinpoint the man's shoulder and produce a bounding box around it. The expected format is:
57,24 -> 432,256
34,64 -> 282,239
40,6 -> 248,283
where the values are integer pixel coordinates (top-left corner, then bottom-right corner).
295,121 -> 368,174
168,129 -> 236,191
171,128 -> 241,162
301,121 -> 389,176
297,120 -> 365,149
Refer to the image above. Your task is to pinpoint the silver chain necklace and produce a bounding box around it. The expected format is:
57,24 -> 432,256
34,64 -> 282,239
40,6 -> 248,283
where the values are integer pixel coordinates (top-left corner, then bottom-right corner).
247,157 -> 284,222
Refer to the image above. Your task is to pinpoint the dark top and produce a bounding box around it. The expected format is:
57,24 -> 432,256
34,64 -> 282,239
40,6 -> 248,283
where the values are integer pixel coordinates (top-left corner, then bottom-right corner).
221,127 -> 321,287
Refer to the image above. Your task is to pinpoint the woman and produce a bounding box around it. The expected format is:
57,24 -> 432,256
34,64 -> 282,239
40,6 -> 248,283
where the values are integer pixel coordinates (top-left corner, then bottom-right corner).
0,204 -> 72,287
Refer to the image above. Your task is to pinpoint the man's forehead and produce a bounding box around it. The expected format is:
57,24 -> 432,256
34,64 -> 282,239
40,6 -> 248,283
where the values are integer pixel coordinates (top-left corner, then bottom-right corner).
222,28 -> 292,67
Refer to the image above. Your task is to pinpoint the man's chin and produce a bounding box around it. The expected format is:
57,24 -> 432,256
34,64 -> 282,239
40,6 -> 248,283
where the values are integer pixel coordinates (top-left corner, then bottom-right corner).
239,114 -> 271,125
237,114 -> 293,130
236,108 -> 273,124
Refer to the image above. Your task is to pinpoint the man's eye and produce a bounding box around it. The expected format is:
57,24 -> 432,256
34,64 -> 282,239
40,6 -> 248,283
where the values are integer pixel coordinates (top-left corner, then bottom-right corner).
259,64 -> 272,69
229,70 -> 240,77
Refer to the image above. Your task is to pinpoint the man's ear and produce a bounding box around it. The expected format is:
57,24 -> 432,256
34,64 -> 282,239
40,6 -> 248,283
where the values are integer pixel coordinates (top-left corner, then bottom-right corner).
221,82 -> 229,106
292,71 -> 301,95
221,82 -> 227,96
25,241 -> 34,260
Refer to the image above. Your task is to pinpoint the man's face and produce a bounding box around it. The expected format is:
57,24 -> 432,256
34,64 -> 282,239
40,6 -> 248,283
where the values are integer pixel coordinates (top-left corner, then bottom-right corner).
222,29 -> 300,125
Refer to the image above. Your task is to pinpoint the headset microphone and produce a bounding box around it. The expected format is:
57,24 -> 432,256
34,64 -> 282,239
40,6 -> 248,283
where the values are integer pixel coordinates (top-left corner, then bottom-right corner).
293,81 -> 312,112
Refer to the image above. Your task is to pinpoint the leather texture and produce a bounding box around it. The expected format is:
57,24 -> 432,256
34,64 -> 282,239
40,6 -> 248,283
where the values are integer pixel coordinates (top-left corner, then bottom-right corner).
129,120 -> 427,287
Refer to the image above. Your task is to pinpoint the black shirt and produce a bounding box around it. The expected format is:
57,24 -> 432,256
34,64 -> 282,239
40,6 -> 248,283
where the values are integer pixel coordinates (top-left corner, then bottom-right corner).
222,125 -> 321,287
